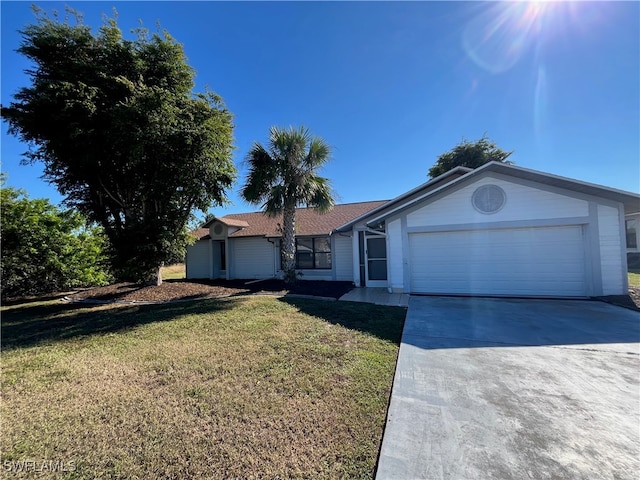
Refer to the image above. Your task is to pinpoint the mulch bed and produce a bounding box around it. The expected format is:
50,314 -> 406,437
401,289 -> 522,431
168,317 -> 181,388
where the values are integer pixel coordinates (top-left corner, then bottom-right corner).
67,279 -> 355,303
597,286 -> 640,311
14,279 -> 640,310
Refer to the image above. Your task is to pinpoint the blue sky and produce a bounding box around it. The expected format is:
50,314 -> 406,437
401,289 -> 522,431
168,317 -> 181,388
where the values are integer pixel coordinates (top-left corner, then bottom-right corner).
2,1 -> 639,220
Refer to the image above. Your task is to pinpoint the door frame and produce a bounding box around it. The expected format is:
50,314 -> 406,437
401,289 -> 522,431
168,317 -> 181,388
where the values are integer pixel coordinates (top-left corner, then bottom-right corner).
364,231 -> 388,288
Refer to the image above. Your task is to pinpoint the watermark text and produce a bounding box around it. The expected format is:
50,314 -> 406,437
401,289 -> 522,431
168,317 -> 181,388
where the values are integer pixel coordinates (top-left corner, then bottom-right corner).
3,459 -> 76,473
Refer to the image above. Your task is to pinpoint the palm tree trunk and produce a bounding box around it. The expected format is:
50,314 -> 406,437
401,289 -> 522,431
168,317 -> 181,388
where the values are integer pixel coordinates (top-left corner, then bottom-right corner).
281,203 -> 296,284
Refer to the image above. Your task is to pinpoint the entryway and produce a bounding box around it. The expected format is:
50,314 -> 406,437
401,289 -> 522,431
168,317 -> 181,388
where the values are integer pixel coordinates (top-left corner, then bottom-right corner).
361,231 -> 388,287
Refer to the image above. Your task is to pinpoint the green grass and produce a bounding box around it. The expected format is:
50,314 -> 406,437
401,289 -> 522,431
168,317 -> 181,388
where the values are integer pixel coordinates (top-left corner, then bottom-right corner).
1,296 -> 406,479
629,272 -> 640,287
161,263 -> 185,280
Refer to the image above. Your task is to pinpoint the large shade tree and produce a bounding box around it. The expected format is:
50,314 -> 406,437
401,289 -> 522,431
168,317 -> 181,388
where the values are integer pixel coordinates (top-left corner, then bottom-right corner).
1,7 -> 236,284
241,126 -> 334,283
428,135 -> 513,178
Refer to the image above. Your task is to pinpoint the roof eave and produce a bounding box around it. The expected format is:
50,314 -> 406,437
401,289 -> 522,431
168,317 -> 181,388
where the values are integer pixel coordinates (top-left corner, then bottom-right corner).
363,161 -> 640,226
335,166 -> 472,232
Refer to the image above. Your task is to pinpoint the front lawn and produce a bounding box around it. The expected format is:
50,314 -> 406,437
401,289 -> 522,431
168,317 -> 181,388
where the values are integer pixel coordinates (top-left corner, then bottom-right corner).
1,296 -> 405,479
629,271 -> 640,287
161,262 -> 186,280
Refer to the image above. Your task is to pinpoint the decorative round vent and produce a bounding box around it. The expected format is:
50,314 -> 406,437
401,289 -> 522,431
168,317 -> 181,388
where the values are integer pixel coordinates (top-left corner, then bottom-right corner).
213,224 -> 223,235
472,184 -> 506,214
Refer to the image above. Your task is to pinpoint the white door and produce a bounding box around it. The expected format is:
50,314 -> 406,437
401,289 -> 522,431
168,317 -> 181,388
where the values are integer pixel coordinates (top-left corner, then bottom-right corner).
365,234 -> 388,288
409,225 -> 587,297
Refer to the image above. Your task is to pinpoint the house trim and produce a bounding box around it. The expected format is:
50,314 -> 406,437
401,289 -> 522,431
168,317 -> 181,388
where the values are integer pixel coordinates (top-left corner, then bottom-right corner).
406,216 -> 591,234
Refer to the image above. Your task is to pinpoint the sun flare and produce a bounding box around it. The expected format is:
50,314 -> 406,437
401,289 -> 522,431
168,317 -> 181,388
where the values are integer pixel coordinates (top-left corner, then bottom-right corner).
462,1 -> 599,74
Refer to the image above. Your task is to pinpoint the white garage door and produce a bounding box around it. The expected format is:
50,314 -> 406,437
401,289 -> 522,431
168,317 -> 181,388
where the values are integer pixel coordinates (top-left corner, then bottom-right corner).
409,226 -> 587,296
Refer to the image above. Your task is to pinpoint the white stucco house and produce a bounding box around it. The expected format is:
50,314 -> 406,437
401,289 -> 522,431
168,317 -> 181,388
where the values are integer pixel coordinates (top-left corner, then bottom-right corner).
186,162 -> 640,297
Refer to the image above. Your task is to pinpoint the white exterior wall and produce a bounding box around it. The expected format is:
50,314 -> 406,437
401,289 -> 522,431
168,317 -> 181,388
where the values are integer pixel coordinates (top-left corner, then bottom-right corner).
231,237 -> 276,279
387,219 -> 403,291
598,204 -> 624,295
380,174 -> 631,297
186,240 -> 210,279
407,176 -> 588,227
334,234 -> 354,281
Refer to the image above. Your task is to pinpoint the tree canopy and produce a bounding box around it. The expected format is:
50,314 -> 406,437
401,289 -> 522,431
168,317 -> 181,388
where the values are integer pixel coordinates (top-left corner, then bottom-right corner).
241,126 -> 334,283
1,179 -> 112,299
2,7 -> 236,284
428,135 -> 513,179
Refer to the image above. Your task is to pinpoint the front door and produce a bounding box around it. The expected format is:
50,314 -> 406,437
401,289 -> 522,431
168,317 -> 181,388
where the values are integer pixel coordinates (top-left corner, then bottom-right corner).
365,234 -> 387,287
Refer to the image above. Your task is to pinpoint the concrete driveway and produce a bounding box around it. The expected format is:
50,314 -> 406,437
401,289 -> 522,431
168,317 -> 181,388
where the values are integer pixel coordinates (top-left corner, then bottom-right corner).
376,296 -> 640,480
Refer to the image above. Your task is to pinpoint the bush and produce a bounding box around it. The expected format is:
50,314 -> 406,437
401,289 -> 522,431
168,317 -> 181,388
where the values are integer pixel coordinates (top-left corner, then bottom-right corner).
1,183 -> 112,299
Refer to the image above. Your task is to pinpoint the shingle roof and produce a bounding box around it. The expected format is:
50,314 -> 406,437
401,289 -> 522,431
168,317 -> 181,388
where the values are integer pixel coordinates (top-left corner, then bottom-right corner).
219,218 -> 250,228
190,227 -> 210,241
219,201 -> 388,238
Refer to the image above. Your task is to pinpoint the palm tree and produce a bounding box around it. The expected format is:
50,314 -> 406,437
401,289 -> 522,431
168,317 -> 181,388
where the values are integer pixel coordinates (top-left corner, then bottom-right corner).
241,126 -> 334,283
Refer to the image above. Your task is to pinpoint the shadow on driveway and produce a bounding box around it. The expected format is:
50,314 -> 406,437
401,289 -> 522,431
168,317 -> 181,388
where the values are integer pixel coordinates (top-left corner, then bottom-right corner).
402,296 -> 640,350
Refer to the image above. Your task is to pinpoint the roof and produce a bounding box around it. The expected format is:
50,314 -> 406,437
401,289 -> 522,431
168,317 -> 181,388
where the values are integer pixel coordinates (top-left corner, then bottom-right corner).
191,162 -> 639,241
190,227 -> 210,241
335,166 -> 471,232
220,201 -> 388,237
203,217 -> 249,228
360,161 -> 640,227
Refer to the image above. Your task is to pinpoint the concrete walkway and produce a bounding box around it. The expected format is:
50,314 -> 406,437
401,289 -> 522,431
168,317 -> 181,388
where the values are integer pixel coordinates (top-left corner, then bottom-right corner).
376,296 -> 640,480
339,287 -> 410,307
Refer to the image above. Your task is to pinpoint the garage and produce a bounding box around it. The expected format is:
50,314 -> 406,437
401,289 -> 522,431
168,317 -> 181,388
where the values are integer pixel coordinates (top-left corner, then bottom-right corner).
327,162 -> 637,297
409,225 -> 587,296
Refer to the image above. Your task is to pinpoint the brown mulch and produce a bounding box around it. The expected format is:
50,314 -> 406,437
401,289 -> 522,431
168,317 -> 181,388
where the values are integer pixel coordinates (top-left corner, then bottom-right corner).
596,286 -> 640,311
19,279 -> 640,309
67,279 -> 355,303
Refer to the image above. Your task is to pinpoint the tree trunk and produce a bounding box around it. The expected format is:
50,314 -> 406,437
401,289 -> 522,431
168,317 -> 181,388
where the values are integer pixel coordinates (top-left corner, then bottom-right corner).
281,204 -> 296,284
154,262 -> 163,286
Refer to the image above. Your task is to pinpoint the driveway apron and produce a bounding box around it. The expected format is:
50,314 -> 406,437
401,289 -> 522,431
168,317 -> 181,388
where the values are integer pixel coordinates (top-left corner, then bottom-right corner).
376,296 -> 640,480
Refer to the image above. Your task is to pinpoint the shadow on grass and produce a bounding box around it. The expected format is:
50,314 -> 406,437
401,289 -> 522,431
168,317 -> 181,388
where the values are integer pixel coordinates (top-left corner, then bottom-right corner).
2,291 -> 72,307
171,278 -> 355,299
280,297 -> 406,346
1,297 -> 240,351
2,293 -> 406,351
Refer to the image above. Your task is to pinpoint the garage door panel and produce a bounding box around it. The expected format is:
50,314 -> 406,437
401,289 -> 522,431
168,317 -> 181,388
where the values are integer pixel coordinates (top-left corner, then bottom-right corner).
409,226 -> 586,296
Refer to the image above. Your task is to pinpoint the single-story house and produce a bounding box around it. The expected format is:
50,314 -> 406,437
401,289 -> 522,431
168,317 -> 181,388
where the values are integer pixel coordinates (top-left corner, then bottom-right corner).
187,162 -> 640,297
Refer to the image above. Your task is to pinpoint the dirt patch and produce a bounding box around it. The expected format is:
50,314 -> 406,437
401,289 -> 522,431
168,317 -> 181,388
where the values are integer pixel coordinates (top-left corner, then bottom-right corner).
67,279 -> 355,303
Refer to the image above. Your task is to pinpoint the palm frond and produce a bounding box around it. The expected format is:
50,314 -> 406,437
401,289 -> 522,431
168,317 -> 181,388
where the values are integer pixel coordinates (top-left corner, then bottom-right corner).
303,176 -> 334,213
241,124 -> 335,215
263,185 -> 286,217
241,142 -> 277,204
305,137 -> 331,169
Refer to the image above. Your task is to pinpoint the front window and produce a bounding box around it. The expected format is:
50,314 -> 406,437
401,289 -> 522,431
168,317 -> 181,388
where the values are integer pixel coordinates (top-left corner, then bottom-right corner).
627,221 -> 638,249
295,237 -> 332,269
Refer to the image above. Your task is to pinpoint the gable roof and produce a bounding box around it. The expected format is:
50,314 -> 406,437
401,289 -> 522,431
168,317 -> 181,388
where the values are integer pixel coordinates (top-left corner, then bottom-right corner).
192,162 -> 638,241
190,227 -> 211,241
203,217 -> 249,229
200,201 -> 388,239
358,161 -> 640,227
335,166 -> 472,232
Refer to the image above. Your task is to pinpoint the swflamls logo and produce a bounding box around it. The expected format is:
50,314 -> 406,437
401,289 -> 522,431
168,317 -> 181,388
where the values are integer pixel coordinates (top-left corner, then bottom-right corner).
2,459 -> 76,472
